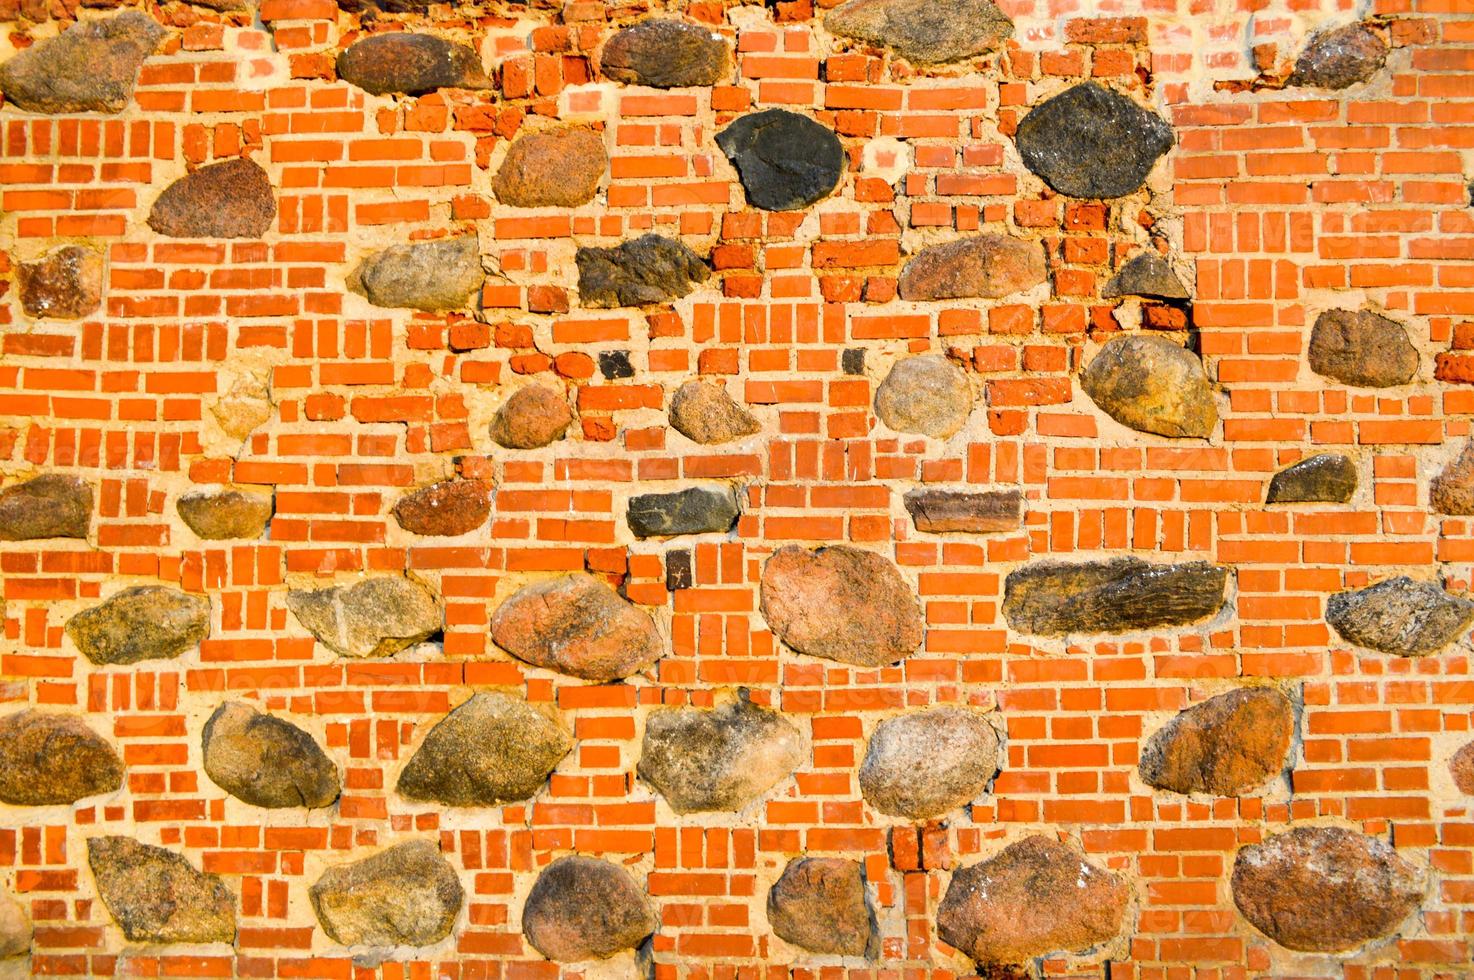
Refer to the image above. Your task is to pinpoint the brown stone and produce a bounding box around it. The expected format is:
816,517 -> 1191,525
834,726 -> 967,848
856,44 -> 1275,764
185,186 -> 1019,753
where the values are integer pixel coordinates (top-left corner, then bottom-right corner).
1002,557 -> 1229,637
286,576 -> 442,658
336,33 -> 489,96
393,479 -> 492,536
0,12 -> 163,114
177,489 -> 273,540
0,710 -> 124,806
1431,440 -> 1474,515
767,858 -> 874,957
896,235 -> 1047,302
490,573 -> 663,682
397,692 -> 572,806
1450,740 -> 1474,795
1139,688 -> 1294,796
522,856 -> 655,962
352,236 -> 484,311
576,234 -> 710,308
310,840 -> 463,947
826,0 -> 1012,64
599,19 -> 731,88
874,355 -> 973,439
0,474 -> 92,540
87,837 -> 236,944
860,707 -> 999,820
1307,309 -> 1418,388
668,380 -> 761,444
1289,22 -> 1387,90
494,128 -> 608,208
66,586 -> 211,666
202,702 -> 340,809
1080,334 -> 1218,438
0,889 -> 29,959
1102,251 -> 1190,300
147,158 -> 276,239
903,488 -> 1022,534
16,245 -> 103,320
490,385 -> 573,450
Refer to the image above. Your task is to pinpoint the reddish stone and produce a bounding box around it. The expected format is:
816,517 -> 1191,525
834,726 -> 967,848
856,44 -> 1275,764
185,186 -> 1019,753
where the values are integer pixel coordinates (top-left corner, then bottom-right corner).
392,479 -> 492,536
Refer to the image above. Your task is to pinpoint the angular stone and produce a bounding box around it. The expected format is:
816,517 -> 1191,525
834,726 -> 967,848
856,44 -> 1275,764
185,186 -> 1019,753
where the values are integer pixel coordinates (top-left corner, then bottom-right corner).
897,234 -> 1045,302
576,234 -> 709,308
1289,23 -> 1387,90
1003,557 -> 1229,637
599,19 -> 731,88
202,702 -> 339,809
716,109 -> 846,211
760,545 -> 925,667
874,354 -> 973,439
638,694 -> 805,813
1451,741 -> 1474,795
212,370 -> 272,441
0,710 -> 124,806
490,386 -> 572,450
626,486 -> 739,538
336,33 -> 489,96
287,576 -> 441,658
397,692 -> 572,807
522,856 -> 655,962
1307,309 -> 1418,388
87,837 -> 236,945
393,479 -> 492,536
1431,440 -> 1474,516
1102,251 -> 1190,300
0,12 -> 163,114
825,0 -> 1012,64
491,574 -> 663,681
352,236 -> 483,311
1081,334 -> 1217,438
937,836 -> 1129,966
147,158 -> 276,239
0,474 -> 91,540
860,707 -> 1000,820
1267,453 -> 1357,504
1139,688 -> 1294,796
493,128 -> 608,208
903,488 -> 1022,534
1325,576 -> 1474,657
310,840 -> 463,947
177,489 -> 273,540
767,858 -> 874,957
0,890 -> 29,959
17,245 -> 103,320
1015,82 -> 1174,199
66,586 -> 211,666
1232,827 -> 1421,952
668,380 -> 760,444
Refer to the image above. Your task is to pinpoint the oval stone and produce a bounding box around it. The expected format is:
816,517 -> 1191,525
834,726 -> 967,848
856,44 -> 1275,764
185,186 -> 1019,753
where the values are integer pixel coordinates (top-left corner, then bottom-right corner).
1080,334 -> 1217,438
767,857 -> 873,957
576,234 -> 710,308
626,485 -> 740,538
17,245 -> 104,320
522,856 -> 655,962
859,707 -> 1000,820
600,19 -> 730,88
637,695 -> 805,813
336,33 -> 489,96
1015,82 -> 1174,199
490,574 -> 664,682
148,158 -> 276,239
397,692 -> 572,806
1266,453 -> 1357,504
0,710 -> 124,806
874,354 -> 973,439
825,0 -> 1012,64
310,840 -> 463,947
393,479 -> 492,536
202,702 -> 340,809
0,474 -> 92,540
1325,576 -> 1474,657
716,108 -> 845,211
897,235 -> 1046,302
1289,22 -> 1387,90
66,586 -> 211,666
490,385 -> 573,450
1451,741 -> 1474,795
1307,309 -> 1418,388
1003,557 -> 1229,637
353,236 -> 484,312
760,545 -> 924,667
493,128 -> 608,208
177,489 -> 273,540
286,576 -> 442,658
668,380 -> 760,444
88,837 -> 236,945
1138,688 -> 1294,796
0,12 -> 163,114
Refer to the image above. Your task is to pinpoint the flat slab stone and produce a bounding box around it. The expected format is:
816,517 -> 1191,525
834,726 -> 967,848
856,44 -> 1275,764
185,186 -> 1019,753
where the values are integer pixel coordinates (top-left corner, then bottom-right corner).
490,386 -> 573,450
637,694 -> 805,813
576,234 -> 710,308
286,576 -> 442,658
17,245 -> 103,319
202,702 -> 340,809
0,11 -> 163,113
0,474 -> 91,540
352,236 -> 484,311
1015,82 -> 1174,199
716,108 -> 845,211
825,0 -> 1012,64
148,158 -> 276,239
1002,557 -> 1229,637
903,488 -> 1022,534
600,19 -> 731,88
1325,576 -> 1474,657
336,33 -> 489,96
1289,22 -> 1387,89
177,489 -> 273,540
88,837 -> 236,945
490,574 -> 664,681
875,354 -> 973,439
393,479 -> 492,536
397,692 -> 572,806
66,586 -> 211,666
1080,334 -> 1217,438
1307,309 -> 1418,388
897,234 -> 1046,301
493,127 -> 608,208
522,856 -> 655,962
668,380 -> 760,444
626,485 -> 740,538
1266,453 -> 1357,504
1433,440 -> 1474,515
860,707 -> 1000,820
1139,688 -> 1294,796
310,840 -> 463,947
767,857 -> 874,957
1102,251 -> 1190,300
0,710 -> 124,806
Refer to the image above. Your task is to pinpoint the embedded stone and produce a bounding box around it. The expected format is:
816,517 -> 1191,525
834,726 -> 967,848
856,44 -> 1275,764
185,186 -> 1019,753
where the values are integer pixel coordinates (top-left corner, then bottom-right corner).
637,694 -> 805,813
490,573 -> 663,682
522,856 -> 655,962
87,837 -> 236,945
177,489 -> 273,540
212,370 -> 272,441
0,890 -> 29,959
1015,82 -> 1174,199
1431,440 -> 1474,516
903,488 -> 1022,534
626,486 -> 740,538
599,19 -> 731,88
1003,557 -> 1229,637
1289,23 -> 1387,90
767,858 -> 873,957
336,33 -> 489,96
576,234 -> 710,308
1307,309 -> 1418,388
490,386 -> 573,450
0,474 -> 91,540
0,12 -> 163,114
1080,334 -> 1217,438
397,692 -> 572,807
1451,741 -> 1474,795
1102,251 -> 1190,300
716,108 -> 845,211
66,586 -> 211,666
1139,688 -> 1294,796
825,0 -> 1012,64
937,836 -> 1129,966
147,158 -> 276,239
352,236 -> 484,311
17,245 -> 103,320
1231,827 -> 1421,952
1266,453 -> 1357,504
493,128 -> 608,208
0,710 -> 124,806
896,234 -> 1046,302
668,380 -> 760,444
393,479 -> 492,536
760,545 -> 924,667
874,354 -> 973,439
1325,576 -> 1474,657
859,707 -> 1000,820
202,702 -> 339,809
286,576 -> 441,658
310,840 -> 463,947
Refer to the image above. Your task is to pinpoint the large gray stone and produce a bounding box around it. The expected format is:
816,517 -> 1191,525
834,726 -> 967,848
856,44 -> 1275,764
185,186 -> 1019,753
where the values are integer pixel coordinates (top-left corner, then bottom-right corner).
825,0 -> 1012,64
626,486 -> 740,538
88,837 -> 236,945
1102,251 -> 1190,300
860,707 -> 999,820
336,33 -> 489,96
896,235 -> 1046,302
1266,454 -> 1357,504
716,109 -> 845,212
875,355 -> 972,438
1003,557 -> 1229,637
576,234 -> 709,308
1289,23 -> 1387,90
177,489 -> 273,540
1015,82 -> 1174,199
903,488 -> 1022,534
0,12 -> 163,114
353,237 -> 484,311
1307,309 -> 1418,388
0,710 -> 124,806
493,128 -> 608,208
310,840 -> 463,947
767,858 -> 874,957
286,576 -> 442,658
1139,688 -> 1295,796
66,586 -> 211,666
202,702 -> 340,809
490,574 -> 663,682
17,245 -> 104,320
147,158 -> 276,239
0,474 -> 91,540
668,380 -> 760,444
1325,577 -> 1474,657
1080,334 -> 1217,438
522,856 -> 655,962
638,694 -> 805,813
600,19 -> 731,88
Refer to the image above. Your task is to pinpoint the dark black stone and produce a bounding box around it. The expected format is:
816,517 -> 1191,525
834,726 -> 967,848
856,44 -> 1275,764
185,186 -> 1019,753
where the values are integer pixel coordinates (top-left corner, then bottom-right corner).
599,350 -> 635,379
576,234 -> 710,308
1003,557 -> 1229,637
666,549 -> 694,591
1266,454 -> 1357,504
715,108 -> 845,211
842,348 -> 866,375
1014,82 -> 1174,199
627,486 -> 739,538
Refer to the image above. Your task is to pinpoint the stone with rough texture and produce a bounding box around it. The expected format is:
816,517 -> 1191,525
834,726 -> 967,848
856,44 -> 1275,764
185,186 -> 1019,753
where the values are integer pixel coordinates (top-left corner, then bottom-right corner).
1102,251 -> 1190,300
626,486 -> 740,538
397,692 -> 572,806
1015,82 -> 1174,199
286,576 -> 441,658
0,474 -> 91,540
903,488 -> 1022,534
874,355 -> 973,439
1431,440 -> 1474,515
896,235 -> 1046,301
937,836 -> 1129,966
491,574 -> 663,681
1451,741 -> 1474,795
1289,23 -> 1387,89
638,694 -> 805,813
576,234 -> 709,308
1003,557 -> 1229,637
310,840 -> 463,947
0,12 -> 163,114
1139,688 -> 1294,796
860,707 -> 1000,819
336,33 -> 489,96
1307,310 -> 1418,388
1325,576 -> 1474,657
1081,334 -> 1217,438
148,158 -> 276,239
668,381 -> 760,444
66,587 -> 211,666
600,19 -> 730,88
522,856 -> 655,962
767,858 -> 873,957
760,545 -> 925,667
1267,454 -> 1357,504
353,237 -> 483,311
177,489 -> 273,540
393,479 -> 492,536
1231,827 -> 1421,952
87,837 -> 236,945
0,890 -> 29,959
202,702 -> 339,809
493,128 -> 608,208
825,0 -> 1012,64
716,109 -> 845,211
0,710 -> 124,806
490,386 -> 572,450
17,245 -> 103,320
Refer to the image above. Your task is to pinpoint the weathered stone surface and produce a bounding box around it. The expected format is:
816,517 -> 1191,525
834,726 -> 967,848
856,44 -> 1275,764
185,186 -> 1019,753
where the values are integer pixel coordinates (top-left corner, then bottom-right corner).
1015,82 -> 1174,199
0,12 -> 163,114
1431,440 -> 1474,516
0,474 -> 91,540
66,587 -> 211,666
600,19 -> 730,88
768,858 -> 874,957
147,158 -> 276,239
202,702 -> 339,809
1307,310 -> 1418,388
860,707 -> 1000,820
336,33 -> 489,96
1267,454 -> 1357,504
903,488 -> 1022,534
1232,827 -> 1421,952
576,234 -> 709,308
212,370 -> 272,441
0,711 -> 123,806
522,856 -> 655,962
668,380 -> 760,444
177,489 -> 273,540
716,109 -> 845,211
490,386 -> 573,450
638,694 -> 805,813
874,355 -> 973,439
1003,557 -> 1229,637
397,692 -> 572,807
1080,334 -> 1217,438
0,890 -> 29,959
87,837 -> 236,944
760,545 -> 925,667
1325,576 -> 1474,657
937,836 -> 1129,966
17,245 -> 103,320
393,479 -> 492,536
286,576 -> 441,658
1102,251 -> 1190,300
1451,741 -> 1474,795
353,236 -> 484,311
626,486 -> 739,538
1289,23 -> 1387,90
493,128 -> 608,208
491,574 -> 663,681
825,0 -> 1012,64
310,840 -> 463,947
897,234 -> 1046,302
1139,688 -> 1294,796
